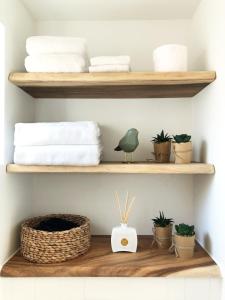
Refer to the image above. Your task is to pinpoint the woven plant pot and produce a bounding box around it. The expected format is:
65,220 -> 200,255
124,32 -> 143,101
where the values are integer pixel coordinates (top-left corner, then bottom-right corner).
173,142 -> 192,164
174,234 -> 195,259
153,224 -> 173,249
153,141 -> 171,163
21,214 -> 90,264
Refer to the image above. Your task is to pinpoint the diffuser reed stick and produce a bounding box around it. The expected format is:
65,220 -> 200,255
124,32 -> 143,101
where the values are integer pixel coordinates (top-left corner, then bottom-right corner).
114,191 -> 135,224
115,191 -> 123,222
124,196 -> 135,223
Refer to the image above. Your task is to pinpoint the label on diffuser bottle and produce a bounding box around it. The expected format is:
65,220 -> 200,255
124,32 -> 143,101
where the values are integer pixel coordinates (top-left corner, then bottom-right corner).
121,238 -> 129,246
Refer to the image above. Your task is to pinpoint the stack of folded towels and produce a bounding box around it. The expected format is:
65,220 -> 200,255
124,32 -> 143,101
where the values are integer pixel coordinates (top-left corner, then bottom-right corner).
89,56 -> 130,73
25,36 -> 89,73
14,122 -> 102,166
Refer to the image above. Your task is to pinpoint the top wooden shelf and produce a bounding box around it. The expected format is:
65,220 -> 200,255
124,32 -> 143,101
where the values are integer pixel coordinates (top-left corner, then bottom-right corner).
9,71 -> 216,98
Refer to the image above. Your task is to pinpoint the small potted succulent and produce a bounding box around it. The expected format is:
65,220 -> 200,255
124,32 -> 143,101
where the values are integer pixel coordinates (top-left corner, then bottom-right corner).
174,223 -> 195,258
152,130 -> 172,163
173,134 -> 192,164
152,211 -> 173,249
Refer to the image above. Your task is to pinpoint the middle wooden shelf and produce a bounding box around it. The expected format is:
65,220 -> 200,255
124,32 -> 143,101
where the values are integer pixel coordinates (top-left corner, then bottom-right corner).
6,162 -> 215,174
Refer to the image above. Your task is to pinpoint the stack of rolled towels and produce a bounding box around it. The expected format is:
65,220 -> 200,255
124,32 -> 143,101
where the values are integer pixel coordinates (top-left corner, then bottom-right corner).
14,122 -> 102,166
89,56 -> 130,73
25,36 -> 89,73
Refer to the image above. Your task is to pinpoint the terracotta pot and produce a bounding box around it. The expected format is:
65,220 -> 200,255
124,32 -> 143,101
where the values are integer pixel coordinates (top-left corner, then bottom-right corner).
173,142 -> 192,164
153,224 -> 173,249
153,141 -> 171,163
174,234 -> 195,258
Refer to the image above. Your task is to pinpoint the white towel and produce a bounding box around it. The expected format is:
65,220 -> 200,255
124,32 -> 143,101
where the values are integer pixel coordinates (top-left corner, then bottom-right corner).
89,65 -> 130,73
90,56 -> 130,66
153,44 -> 187,72
25,54 -> 88,73
14,145 -> 102,166
14,122 -> 100,146
26,36 -> 88,56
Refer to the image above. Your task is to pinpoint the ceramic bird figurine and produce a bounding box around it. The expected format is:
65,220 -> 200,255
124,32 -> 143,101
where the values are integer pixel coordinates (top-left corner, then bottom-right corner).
114,128 -> 139,162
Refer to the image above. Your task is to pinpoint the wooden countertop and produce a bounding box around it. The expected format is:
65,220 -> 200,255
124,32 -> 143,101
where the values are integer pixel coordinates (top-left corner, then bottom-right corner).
1,236 -> 220,278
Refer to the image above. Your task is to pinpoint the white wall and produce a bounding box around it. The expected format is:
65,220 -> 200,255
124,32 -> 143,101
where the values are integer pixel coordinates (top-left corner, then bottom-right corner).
1,277 -> 222,300
33,20 -> 194,234
190,0 -> 225,280
0,23 -> 5,164
0,0 -> 35,266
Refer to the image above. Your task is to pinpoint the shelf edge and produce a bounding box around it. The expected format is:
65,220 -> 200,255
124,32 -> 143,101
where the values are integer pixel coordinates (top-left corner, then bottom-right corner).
6,163 -> 215,174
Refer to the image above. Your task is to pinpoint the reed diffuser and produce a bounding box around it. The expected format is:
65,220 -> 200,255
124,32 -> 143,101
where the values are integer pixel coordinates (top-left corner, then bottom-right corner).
111,191 -> 137,253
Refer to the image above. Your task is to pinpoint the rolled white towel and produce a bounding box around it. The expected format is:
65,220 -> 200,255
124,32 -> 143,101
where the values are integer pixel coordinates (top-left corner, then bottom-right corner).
14,122 -> 101,146
26,36 -> 88,56
90,56 -> 130,66
25,54 -> 88,73
14,145 -> 102,166
89,65 -> 130,73
153,44 -> 188,72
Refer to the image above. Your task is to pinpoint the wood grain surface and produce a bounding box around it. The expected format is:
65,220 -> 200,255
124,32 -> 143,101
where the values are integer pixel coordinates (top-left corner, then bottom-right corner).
6,163 -> 215,174
1,236 -> 220,278
8,71 -> 216,98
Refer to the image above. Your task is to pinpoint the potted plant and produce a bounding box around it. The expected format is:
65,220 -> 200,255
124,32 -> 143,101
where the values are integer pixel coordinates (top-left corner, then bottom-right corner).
173,134 -> 192,164
152,211 -> 173,249
174,223 -> 195,258
152,130 -> 172,163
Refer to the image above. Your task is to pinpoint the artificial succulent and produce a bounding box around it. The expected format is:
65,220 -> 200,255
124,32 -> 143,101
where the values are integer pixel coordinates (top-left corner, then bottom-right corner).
173,134 -> 191,143
175,223 -> 195,236
152,130 -> 172,144
152,211 -> 174,227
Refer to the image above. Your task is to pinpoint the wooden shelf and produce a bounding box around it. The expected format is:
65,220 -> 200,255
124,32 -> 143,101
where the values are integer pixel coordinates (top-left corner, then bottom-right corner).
6,162 -> 215,174
1,236 -> 220,278
9,71 -> 216,98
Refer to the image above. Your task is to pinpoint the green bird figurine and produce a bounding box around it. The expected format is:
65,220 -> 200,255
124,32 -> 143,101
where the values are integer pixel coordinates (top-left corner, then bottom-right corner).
114,128 -> 139,163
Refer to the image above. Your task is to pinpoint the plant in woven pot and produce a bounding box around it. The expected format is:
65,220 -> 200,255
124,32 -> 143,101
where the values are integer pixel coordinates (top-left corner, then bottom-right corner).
173,134 -> 192,164
152,130 -> 172,163
174,223 -> 195,259
152,211 -> 173,249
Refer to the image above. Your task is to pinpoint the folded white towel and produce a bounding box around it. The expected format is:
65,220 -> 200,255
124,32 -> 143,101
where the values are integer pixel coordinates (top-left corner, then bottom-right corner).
26,36 -> 88,56
14,122 -> 100,146
14,145 -> 102,166
89,65 -> 130,73
90,56 -> 130,66
25,54 -> 88,73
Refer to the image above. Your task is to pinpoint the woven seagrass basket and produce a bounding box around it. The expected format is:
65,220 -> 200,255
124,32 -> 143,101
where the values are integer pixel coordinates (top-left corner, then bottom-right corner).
21,214 -> 90,264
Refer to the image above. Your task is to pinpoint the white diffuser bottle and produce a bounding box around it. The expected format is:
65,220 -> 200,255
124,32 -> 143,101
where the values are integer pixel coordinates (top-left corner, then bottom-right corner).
111,191 -> 137,253
111,223 -> 137,252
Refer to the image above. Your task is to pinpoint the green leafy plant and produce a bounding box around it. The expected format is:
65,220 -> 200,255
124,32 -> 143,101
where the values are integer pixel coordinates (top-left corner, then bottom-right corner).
173,134 -> 191,143
152,130 -> 172,144
175,223 -> 195,236
152,211 -> 173,227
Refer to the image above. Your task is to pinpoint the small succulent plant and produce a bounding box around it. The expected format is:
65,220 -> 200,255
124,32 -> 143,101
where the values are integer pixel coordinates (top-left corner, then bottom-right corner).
173,134 -> 191,143
152,211 -> 174,227
175,223 -> 195,236
152,130 -> 172,144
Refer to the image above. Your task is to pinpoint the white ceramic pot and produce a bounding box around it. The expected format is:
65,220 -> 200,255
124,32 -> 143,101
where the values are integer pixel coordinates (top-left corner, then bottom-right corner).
111,223 -> 137,253
153,44 -> 188,72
